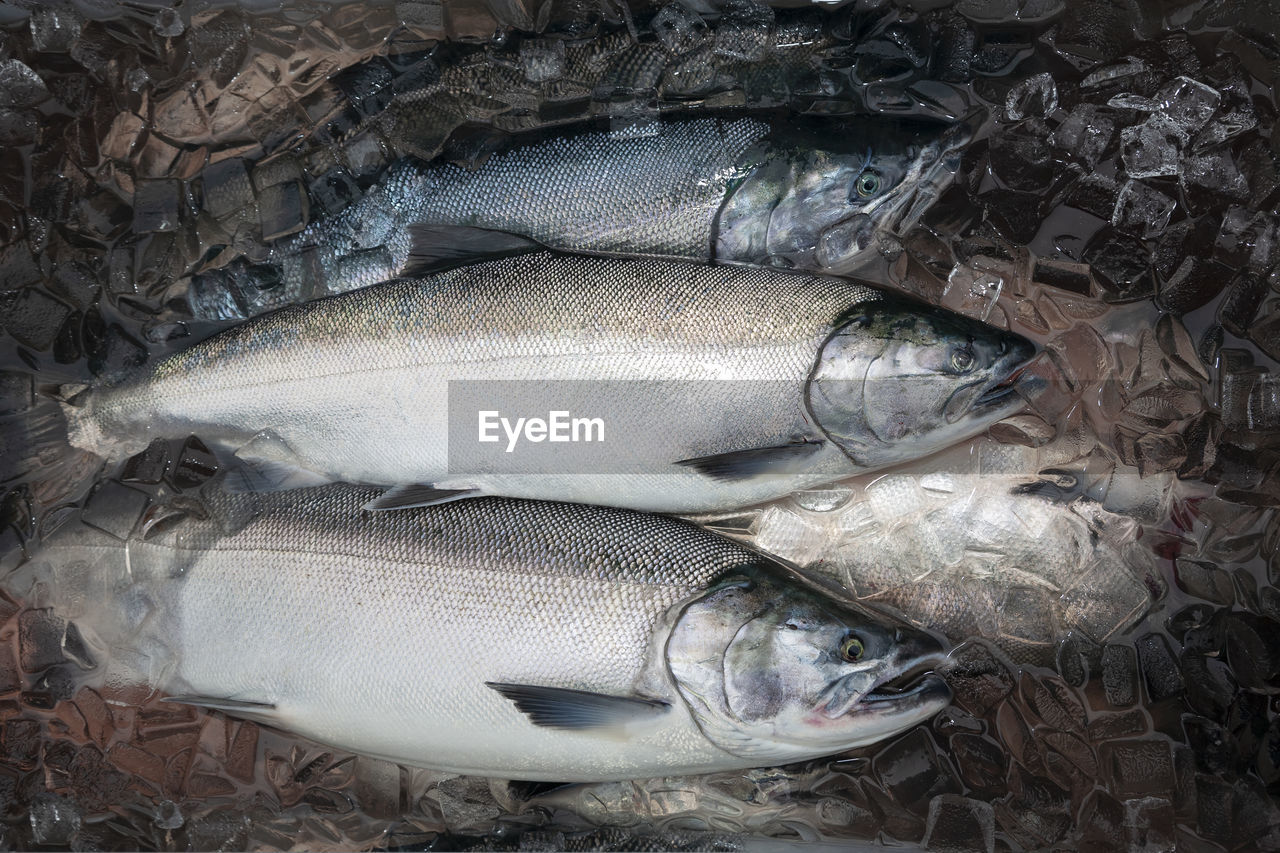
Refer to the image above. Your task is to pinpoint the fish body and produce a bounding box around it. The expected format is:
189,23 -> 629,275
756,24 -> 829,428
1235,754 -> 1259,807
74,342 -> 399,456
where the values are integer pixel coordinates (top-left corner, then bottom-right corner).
68,253 -> 1034,514
14,486 -> 949,781
188,117 -> 964,320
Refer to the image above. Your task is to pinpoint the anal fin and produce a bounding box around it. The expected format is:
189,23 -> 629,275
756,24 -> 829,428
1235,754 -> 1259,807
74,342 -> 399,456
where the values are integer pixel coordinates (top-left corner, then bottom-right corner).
486,682 -> 669,730
363,484 -> 480,511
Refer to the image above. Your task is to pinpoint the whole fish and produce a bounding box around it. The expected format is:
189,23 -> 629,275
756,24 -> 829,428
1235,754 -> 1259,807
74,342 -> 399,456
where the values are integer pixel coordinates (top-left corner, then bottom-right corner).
11,486 -> 950,782
187,116 -> 966,320
60,252 -> 1036,514
692,439 -> 1179,663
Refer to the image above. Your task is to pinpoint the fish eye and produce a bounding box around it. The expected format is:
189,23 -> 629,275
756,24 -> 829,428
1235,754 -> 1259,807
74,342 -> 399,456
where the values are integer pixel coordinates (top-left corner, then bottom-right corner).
839,634 -> 865,662
950,348 -> 975,373
853,171 -> 882,199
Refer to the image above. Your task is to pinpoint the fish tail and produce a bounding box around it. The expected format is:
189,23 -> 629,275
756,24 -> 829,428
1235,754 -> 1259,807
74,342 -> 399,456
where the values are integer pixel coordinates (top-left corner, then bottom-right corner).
0,373 -> 102,510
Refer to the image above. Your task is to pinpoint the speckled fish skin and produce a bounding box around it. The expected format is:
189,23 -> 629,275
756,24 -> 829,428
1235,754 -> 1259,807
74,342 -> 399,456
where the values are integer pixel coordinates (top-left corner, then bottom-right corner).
65,253 -> 1035,514
18,486 -> 950,781
187,116 -> 961,319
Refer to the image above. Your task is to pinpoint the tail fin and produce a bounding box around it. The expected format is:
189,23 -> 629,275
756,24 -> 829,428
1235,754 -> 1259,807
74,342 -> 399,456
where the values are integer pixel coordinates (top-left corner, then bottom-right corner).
0,371 -> 101,513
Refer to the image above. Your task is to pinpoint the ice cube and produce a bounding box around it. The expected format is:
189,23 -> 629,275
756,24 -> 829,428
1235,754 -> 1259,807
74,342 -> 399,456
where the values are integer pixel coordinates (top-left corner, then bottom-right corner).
0,288 -> 71,351
258,181 -> 309,242
1100,643 -> 1138,706
1111,180 -> 1176,239
754,506 -> 828,566
201,157 -> 254,220
81,481 -> 149,540
133,179 -> 181,234
1153,76 -> 1220,134
0,59 -> 49,109
792,485 -> 854,513
1120,114 -> 1188,179
1136,632 -> 1184,701
1181,150 -> 1249,200
651,3 -> 709,56
1248,373 -> 1280,431
1004,72 -> 1057,121
1050,104 -> 1115,167
947,641 -> 1014,716
921,794 -> 995,853
712,0 -> 774,62
943,265 -> 1003,323
1083,229 -> 1154,302
872,728 -> 961,809
28,793 -> 82,846
29,6 -> 82,53
1102,740 -> 1175,799
520,38 -> 565,84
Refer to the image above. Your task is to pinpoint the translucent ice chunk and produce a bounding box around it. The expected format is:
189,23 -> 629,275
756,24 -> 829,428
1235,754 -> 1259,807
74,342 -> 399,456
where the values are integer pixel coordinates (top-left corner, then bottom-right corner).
922,794 -> 995,853
651,3 -> 709,56
1050,104 -> 1115,167
1153,75 -> 1220,134
1120,114 -> 1188,179
753,506 -> 828,566
0,59 -> 49,108
29,6 -> 82,53
1004,72 -> 1057,121
713,0 -> 774,62
1111,180 -> 1176,239
29,793 -> 82,846
520,38 -> 565,83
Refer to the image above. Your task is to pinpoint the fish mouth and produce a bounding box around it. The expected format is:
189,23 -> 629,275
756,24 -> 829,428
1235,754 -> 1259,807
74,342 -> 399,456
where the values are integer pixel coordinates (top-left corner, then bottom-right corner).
817,649 -> 950,719
879,124 -> 972,235
973,363 -> 1030,409
862,670 -> 951,705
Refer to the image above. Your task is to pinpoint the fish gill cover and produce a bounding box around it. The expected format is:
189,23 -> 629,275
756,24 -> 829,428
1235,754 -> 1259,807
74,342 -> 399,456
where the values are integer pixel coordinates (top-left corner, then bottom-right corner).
0,0 -> 1276,850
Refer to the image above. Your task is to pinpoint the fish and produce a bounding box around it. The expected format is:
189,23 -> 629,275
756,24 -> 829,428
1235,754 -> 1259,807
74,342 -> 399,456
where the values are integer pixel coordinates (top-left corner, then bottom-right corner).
55,252 -> 1037,514
185,116 -> 967,320
7,485 -> 952,782
690,438 -> 1183,664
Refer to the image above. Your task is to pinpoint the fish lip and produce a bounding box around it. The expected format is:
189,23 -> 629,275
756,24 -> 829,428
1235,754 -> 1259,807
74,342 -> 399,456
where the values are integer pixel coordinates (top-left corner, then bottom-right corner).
879,125 -> 972,235
816,652 -> 950,718
974,363 -> 1030,409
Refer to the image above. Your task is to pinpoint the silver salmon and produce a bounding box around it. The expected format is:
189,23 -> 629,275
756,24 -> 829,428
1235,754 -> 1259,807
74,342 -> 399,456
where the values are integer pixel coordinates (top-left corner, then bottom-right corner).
186,116 -> 966,320
9,485 -> 951,782
62,253 -> 1036,514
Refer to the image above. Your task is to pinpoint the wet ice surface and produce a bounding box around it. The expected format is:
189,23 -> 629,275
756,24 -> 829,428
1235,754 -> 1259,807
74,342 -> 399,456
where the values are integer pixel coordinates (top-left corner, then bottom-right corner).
0,0 -> 1278,850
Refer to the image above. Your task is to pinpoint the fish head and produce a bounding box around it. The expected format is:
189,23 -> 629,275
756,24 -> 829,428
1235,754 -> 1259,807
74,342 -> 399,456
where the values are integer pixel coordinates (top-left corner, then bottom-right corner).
806,300 -> 1037,467
720,121 -> 969,273
666,564 -> 950,762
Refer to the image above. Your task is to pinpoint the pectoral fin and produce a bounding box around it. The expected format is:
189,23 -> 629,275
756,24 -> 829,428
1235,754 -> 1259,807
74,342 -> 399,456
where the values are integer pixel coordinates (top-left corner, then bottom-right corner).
402,224 -> 543,277
674,439 -> 824,483
486,682 -> 670,730
363,484 -> 480,511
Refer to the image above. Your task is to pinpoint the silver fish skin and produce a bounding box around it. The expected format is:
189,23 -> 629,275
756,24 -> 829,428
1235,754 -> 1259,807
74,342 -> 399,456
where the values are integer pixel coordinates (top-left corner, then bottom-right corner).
12,486 -> 950,782
66,253 -> 1035,514
187,117 -> 964,320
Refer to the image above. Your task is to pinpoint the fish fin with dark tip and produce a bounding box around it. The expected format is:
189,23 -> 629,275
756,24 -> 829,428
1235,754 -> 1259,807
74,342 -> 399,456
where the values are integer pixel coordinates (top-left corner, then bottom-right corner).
401,224 -> 543,277
363,484 -> 480,511
674,439 -> 825,483
163,695 -> 280,725
486,682 -> 670,730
